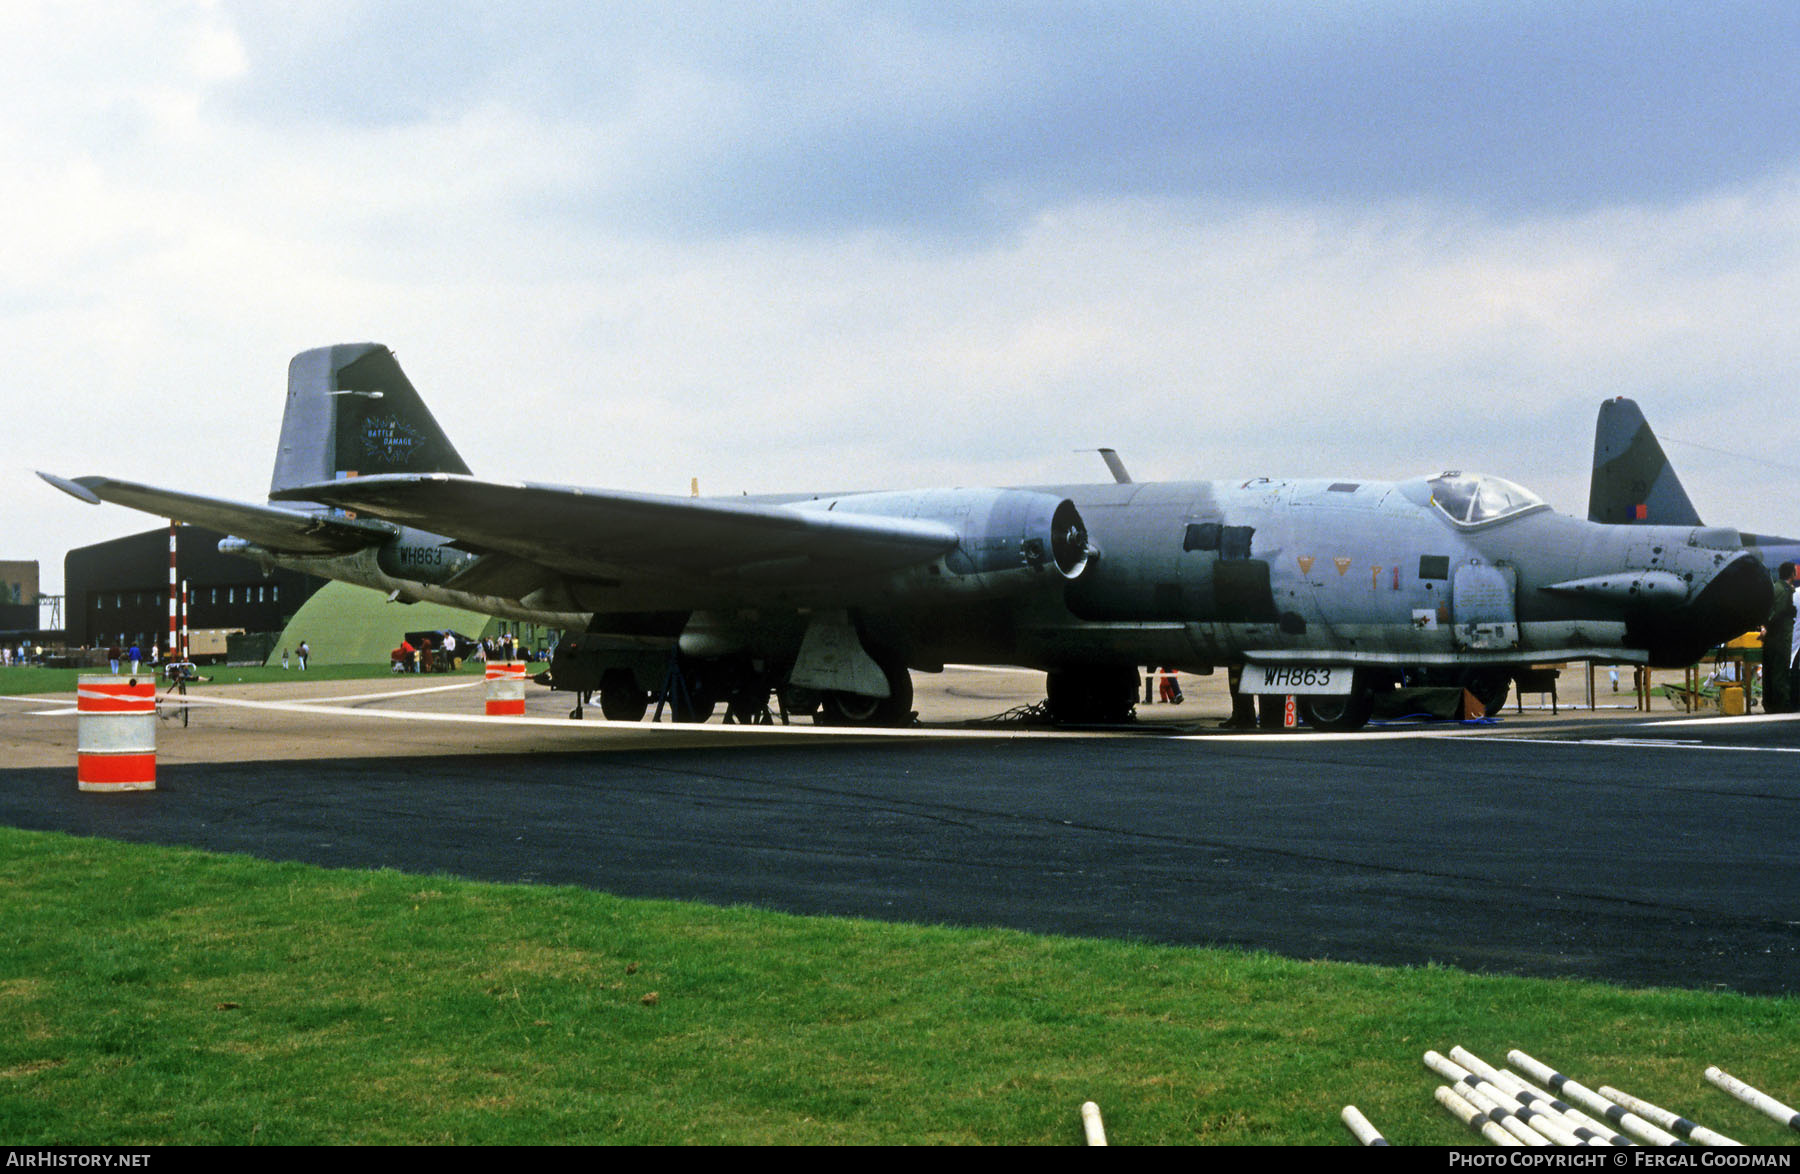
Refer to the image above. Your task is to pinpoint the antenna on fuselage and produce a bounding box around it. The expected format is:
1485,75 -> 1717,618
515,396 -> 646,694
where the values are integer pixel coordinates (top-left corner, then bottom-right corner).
1089,448 -> 1132,484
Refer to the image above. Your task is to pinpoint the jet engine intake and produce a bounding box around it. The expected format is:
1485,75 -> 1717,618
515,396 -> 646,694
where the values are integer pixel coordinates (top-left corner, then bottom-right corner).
817,488 -> 1090,583
1625,551 -> 1772,667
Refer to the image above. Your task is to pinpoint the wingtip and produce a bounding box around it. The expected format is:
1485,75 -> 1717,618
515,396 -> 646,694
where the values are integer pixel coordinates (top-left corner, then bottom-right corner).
36,470 -> 102,505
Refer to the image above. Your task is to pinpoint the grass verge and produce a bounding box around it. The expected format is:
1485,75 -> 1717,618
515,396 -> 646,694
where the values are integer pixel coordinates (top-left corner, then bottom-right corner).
1,827 -> 1794,1145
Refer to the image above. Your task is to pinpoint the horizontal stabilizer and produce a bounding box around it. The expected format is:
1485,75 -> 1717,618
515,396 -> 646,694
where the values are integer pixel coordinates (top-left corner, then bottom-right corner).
39,472 -> 394,554
273,473 -> 960,584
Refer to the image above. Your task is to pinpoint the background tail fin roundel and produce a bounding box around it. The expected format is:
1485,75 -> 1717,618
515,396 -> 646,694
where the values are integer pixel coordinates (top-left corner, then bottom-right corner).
271,343 -> 471,502
1588,396 -> 1703,527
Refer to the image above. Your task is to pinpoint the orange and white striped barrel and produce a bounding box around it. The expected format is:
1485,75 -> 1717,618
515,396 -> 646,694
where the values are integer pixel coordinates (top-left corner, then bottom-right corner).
77,674 -> 156,792
485,661 -> 527,716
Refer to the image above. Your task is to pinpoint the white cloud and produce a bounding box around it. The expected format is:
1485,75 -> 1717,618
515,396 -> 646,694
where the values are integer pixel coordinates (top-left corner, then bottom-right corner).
10,5 -> 1800,603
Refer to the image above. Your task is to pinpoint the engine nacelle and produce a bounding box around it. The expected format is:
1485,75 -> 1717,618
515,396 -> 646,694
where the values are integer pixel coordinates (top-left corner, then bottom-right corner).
373,527 -> 478,585
807,487 -> 1090,584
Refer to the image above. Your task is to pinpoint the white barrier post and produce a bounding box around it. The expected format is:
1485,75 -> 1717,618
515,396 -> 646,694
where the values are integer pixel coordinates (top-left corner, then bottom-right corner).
485,661 -> 527,717
1424,1051 -> 1550,1145
1705,1067 -> 1800,1133
1079,1100 -> 1107,1146
1435,1085 -> 1523,1146
1447,1046 -> 1612,1146
1340,1105 -> 1389,1146
1600,1083 -> 1739,1146
76,674 -> 156,792
1508,1049 -> 1681,1146
1488,1068 -> 1630,1146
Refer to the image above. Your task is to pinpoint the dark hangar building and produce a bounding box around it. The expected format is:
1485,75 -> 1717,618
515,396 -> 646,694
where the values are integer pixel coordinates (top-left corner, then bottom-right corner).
66,524 -> 326,651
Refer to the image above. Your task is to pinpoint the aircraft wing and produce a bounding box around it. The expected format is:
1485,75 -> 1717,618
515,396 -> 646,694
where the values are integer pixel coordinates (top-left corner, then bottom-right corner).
273,473 -> 960,584
38,472 -> 394,555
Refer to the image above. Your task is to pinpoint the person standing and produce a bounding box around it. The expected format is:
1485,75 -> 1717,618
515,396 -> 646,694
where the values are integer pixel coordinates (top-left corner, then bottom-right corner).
297,640 -> 310,671
1760,562 -> 1797,713
1222,664 -> 1258,729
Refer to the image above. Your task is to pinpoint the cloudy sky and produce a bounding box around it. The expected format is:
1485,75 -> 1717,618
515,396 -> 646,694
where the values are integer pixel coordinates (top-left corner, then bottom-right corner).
11,1 -> 1800,597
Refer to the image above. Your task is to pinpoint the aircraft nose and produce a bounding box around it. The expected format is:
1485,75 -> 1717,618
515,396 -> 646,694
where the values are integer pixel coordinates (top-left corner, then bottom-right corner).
1629,552 -> 1772,667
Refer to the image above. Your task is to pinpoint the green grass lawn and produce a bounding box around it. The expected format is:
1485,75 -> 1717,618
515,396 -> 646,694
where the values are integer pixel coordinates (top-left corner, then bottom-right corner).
1,828 -> 1794,1145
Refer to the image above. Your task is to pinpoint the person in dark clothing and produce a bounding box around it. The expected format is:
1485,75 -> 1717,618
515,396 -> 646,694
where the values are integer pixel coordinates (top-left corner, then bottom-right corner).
1223,664 -> 1259,728
1760,562 -> 1797,713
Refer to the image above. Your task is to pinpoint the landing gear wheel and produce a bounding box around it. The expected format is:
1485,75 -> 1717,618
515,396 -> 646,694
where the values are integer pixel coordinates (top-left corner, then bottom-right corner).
671,688 -> 716,723
1297,690 -> 1374,732
665,654 -> 717,723
599,669 -> 649,722
814,655 -> 914,727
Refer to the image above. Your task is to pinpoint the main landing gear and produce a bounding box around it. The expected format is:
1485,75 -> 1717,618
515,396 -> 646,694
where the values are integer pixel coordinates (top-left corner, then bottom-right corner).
568,651 -> 917,728
812,650 -> 914,727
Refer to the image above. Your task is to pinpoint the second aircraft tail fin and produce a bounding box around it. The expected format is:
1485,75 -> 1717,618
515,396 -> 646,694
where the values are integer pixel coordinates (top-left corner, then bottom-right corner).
271,343 -> 471,504
1588,396 -> 1704,527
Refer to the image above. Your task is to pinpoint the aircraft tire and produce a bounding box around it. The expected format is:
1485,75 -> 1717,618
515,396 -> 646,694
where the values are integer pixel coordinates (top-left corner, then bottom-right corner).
670,693 -> 715,723
664,655 -> 719,722
816,657 -> 913,727
1297,691 -> 1374,732
599,670 -> 649,722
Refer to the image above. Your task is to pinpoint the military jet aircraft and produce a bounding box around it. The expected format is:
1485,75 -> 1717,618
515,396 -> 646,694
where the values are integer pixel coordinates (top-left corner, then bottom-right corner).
1590,395 -> 1800,572
43,343 -> 1771,730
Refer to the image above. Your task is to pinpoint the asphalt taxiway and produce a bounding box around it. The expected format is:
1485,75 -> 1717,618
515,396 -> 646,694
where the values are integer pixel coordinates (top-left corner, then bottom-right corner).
2,668 -> 1796,994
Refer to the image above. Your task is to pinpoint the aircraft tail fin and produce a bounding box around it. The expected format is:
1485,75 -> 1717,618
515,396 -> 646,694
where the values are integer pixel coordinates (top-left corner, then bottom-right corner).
270,343 -> 471,503
1588,397 -> 1704,527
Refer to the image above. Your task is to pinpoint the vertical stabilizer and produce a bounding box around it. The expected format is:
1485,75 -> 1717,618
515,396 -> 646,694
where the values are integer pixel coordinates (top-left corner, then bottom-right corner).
271,343 -> 471,502
1588,397 -> 1704,526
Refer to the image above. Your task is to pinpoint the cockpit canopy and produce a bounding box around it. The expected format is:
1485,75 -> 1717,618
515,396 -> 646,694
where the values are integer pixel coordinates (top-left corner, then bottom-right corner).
1426,471 -> 1549,526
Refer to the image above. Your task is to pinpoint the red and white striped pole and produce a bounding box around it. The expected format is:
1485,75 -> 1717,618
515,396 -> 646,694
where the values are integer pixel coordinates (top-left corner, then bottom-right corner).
77,675 -> 156,792
167,522 -> 178,662
180,579 -> 189,659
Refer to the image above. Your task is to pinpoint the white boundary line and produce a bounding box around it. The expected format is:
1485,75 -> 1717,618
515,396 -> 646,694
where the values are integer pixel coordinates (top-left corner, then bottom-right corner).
1173,723 -> 1502,743
11,686 -> 1787,745
0,694 -> 80,716
3,680 -> 484,715
1646,710 -> 1800,727
285,680 -> 485,705
165,692 -> 1125,741
1492,735 -> 1800,755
